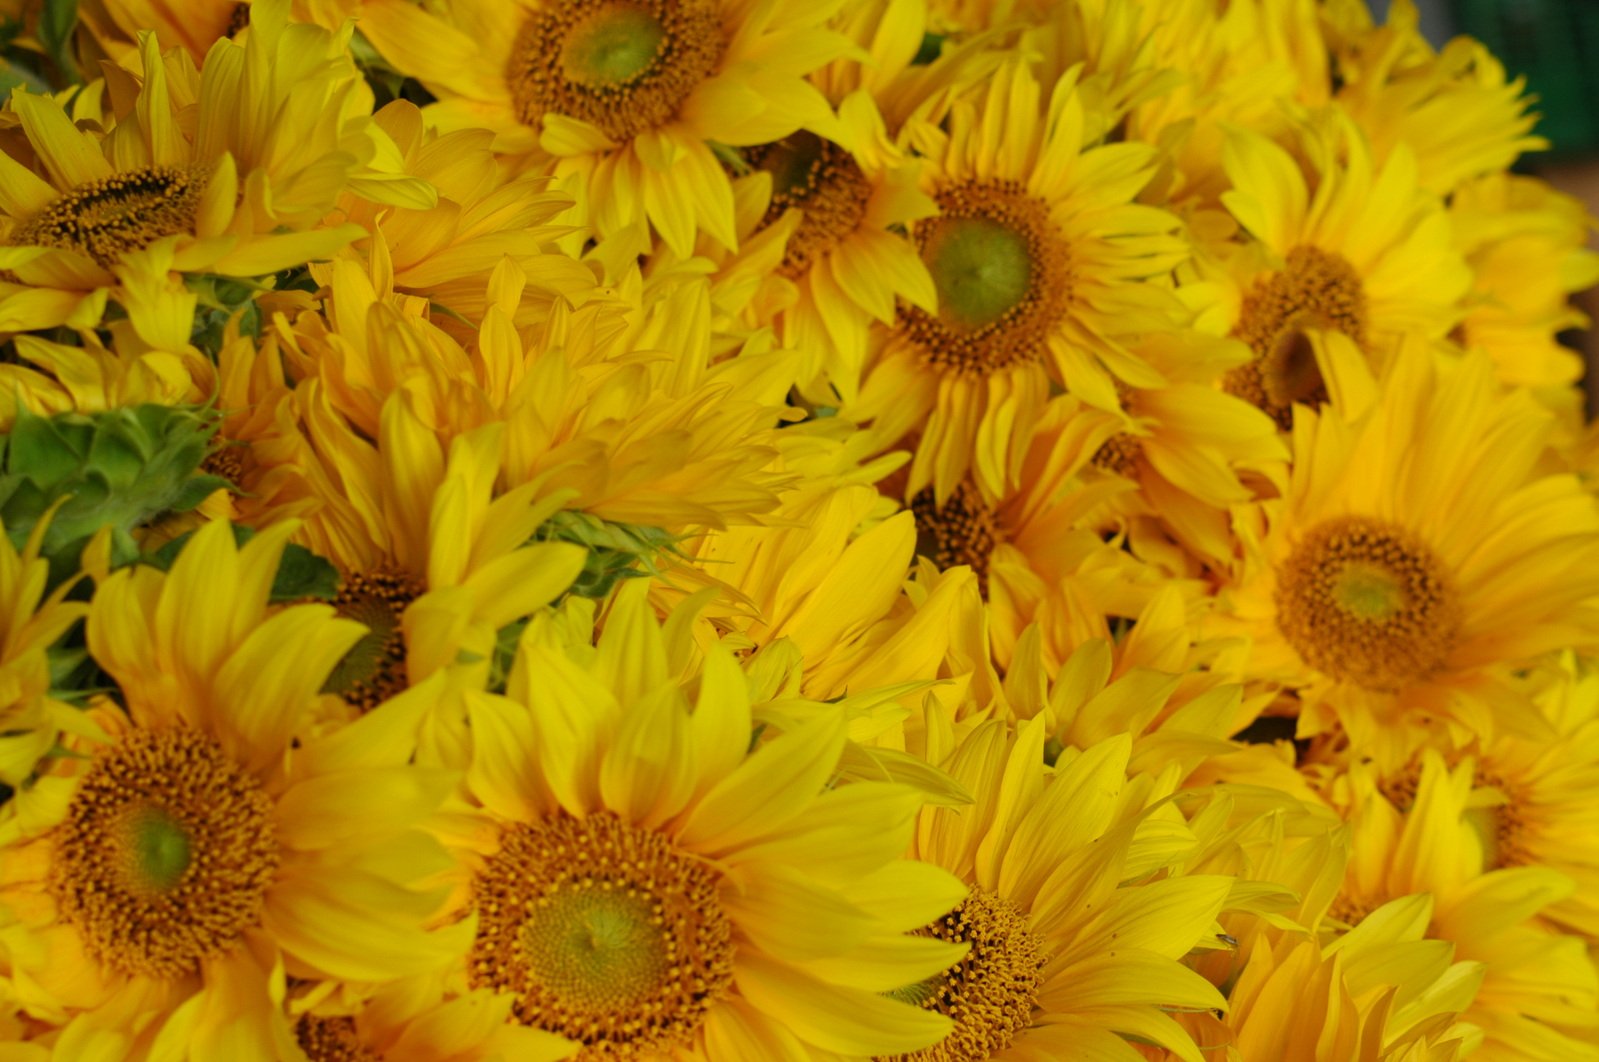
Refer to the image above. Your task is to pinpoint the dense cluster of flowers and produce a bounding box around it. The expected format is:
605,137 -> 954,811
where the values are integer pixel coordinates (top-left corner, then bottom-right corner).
0,0 -> 1595,1058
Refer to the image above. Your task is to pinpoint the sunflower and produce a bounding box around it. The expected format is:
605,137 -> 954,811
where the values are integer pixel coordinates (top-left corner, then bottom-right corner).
1434,656 -> 1599,943
1159,780 -> 1487,1061
1210,347 -> 1599,763
1323,751 -> 1599,1059
1075,329 -> 1287,568
276,253 -> 796,535
248,388 -> 586,725
0,286 -> 215,430
659,471 -> 985,704
425,579 -> 965,1058
1123,0 -> 1333,210
892,714 -> 1232,1059
1216,894 -> 1486,1060
0,3 -> 428,335
0,520 -> 89,788
77,0 -> 355,63
0,519 -> 473,1058
1321,0 -> 1543,197
849,58 -> 1189,503
903,394 -> 1204,672
999,612 -> 1258,786
358,0 -> 849,257
329,101 -> 599,333
1199,120 -> 1471,430
290,978 -> 573,1062
703,99 -> 938,404
1449,172 -> 1599,408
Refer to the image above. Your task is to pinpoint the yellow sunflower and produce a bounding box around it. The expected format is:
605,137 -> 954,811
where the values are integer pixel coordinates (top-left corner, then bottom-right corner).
1321,0 -> 1543,197
659,471 -> 984,706
1215,894 -> 1486,1061
1200,120 -> 1471,429
77,0 -> 354,63
289,978 -> 572,1062
1211,347 -> 1599,763
905,394 -> 1204,672
276,253 -> 796,534
330,101 -> 598,333
359,0 -> 849,257
849,58 -> 1189,502
1325,751 -> 1599,1059
1123,0 -> 1332,210
0,275 -> 214,430
0,520 -> 472,1059
1162,782 -> 1486,1061
0,2 -> 429,334
1433,655 -> 1599,943
0,519 -> 89,788
1075,329 -> 1287,568
1450,171 -> 1599,407
894,714 -> 1232,1059
425,579 -> 965,1057
250,387 -> 585,721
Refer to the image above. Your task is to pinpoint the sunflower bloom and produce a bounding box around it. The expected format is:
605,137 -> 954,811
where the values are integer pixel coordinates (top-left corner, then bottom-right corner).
851,58 -> 1189,502
893,715 -> 1231,1059
427,580 -> 965,1057
1212,347 -> 1599,761
1202,121 -> 1471,429
1327,751 -> 1599,1059
0,2 -> 429,334
359,0 -> 849,256
0,520 -> 472,1059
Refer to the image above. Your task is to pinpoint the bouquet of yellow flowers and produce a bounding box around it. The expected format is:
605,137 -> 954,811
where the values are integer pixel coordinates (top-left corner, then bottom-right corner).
0,0 -> 1595,1058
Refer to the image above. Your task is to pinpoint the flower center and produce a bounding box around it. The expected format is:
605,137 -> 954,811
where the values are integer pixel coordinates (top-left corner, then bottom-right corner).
900,179 -> 1070,375
1274,515 -> 1462,692
1090,431 -> 1142,477
1227,246 -> 1367,429
296,1015 -> 382,1062
508,0 -> 725,142
322,569 -> 422,712
1470,770 -> 1534,870
12,165 -> 208,269
879,888 -> 1046,1061
225,3 -> 252,36
49,727 -> 278,979
468,811 -> 734,1057
748,132 -> 873,278
910,483 -> 1000,597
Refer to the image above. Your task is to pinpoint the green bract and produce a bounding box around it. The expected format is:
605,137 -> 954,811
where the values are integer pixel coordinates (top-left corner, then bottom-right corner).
0,404 -> 228,572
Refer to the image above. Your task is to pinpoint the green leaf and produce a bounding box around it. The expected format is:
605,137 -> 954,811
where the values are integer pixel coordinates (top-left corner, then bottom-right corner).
146,524 -> 339,602
37,0 -> 78,84
268,541 -> 340,602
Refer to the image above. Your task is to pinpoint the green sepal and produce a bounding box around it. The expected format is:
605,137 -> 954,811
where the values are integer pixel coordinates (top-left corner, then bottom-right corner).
534,511 -> 688,600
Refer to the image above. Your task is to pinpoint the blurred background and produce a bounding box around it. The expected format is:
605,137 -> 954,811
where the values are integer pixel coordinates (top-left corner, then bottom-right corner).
1382,0 -> 1599,406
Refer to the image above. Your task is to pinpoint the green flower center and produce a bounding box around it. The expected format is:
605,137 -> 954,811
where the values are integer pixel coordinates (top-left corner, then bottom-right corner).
1331,562 -> 1405,622
924,217 -> 1033,329
523,886 -> 670,1009
50,727 -> 279,978
126,806 -> 192,893
1275,515 -> 1462,691
900,179 -> 1069,375
561,4 -> 668,86
469,812 -> 735,1056
510,0 -> 726,143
